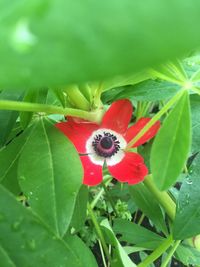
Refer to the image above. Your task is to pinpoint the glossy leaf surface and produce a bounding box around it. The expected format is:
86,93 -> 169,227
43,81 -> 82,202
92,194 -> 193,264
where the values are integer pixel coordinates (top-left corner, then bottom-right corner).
0,185 -> 94,267
173,154 -> 200,239
151,91 -> 191,190
18,118 -> 83,237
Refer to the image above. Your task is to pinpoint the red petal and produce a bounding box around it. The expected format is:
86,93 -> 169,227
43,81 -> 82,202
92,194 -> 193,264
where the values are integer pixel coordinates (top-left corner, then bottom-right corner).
101,99 -> 133,134
80,156 -> 103,186
125,118 -> 160,147
56,120 -> 99,153
108,152 -> 148,184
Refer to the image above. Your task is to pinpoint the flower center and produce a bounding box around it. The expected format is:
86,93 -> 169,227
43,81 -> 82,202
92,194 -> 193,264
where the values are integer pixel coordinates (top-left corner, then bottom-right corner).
92,132 -> 120,158
100,136 -> 113,149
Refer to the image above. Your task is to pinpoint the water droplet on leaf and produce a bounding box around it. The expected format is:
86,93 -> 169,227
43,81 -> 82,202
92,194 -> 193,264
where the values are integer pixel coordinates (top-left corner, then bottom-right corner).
186,178 -> 193,185
11,217 -> 23,231
19,176 -> 26,181
26,239 -> 36,251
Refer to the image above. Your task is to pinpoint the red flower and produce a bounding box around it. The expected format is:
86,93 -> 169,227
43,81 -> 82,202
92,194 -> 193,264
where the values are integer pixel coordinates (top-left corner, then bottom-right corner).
56,99 -> 160,186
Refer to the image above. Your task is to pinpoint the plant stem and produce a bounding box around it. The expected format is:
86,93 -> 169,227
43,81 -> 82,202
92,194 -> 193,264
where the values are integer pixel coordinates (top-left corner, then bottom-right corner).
126,89 -> 185,150
0,100 -> 103,123
92,82 -> 104,109
91,178 -> 113,209
143,175 -> 176,221
160,240 -> 181,267
138,213 -> 145,225
138,235 -> 174,267
102,183 -> 118,216
64,85 -> 91,110
98,239 -> 108,267
87,203 -> 111,262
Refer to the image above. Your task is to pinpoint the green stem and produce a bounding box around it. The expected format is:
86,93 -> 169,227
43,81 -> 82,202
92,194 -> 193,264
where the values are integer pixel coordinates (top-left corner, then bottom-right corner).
160,240 -> 181,267
93,82 -> 104,109
102,183 -> 118,216
87,203 -> 111,262
64,85 -> 91,110
98,239 -> 108,267
91,177 -> 113,209
0,100 -> 103,123
138,235 -> 174,267
126,89 -> 185,150
138,213 -> 145,225
143,175 -> 176,221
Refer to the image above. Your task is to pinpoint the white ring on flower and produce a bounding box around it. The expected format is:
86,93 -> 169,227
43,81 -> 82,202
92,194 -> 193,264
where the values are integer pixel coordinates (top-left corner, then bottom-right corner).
86,128 -> 127,166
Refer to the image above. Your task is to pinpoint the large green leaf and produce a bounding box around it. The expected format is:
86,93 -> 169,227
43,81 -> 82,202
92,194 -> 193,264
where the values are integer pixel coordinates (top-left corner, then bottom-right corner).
2,1 -> 200,88
113,219 -> 164,250
18,118 -> 83,237
129,184 -> 167,234
0,185 -> 95,267
173,154 -> 200,240
151,91 -> 191,190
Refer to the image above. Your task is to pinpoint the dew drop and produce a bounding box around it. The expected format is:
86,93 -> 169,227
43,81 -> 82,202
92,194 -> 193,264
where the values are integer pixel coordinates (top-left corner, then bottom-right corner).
19,176 -> 26,181
12,221 -> 21,231
29,192 -> 33,196
11,217 -> 23,231
26,239 -> 36,251
186,178 -> 193,185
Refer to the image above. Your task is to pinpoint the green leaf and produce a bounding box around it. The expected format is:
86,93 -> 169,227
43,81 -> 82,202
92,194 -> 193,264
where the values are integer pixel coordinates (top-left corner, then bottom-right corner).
173,154 -> 200,239
102,80 -> 180,103
0,90 -> 23,147
129,183 -> 167,234
0,245 -> 15,267
18,118 -> 83,237
0,184 -> 93,267
0,127 -> 34,195
65,235 -> 98,267
1,159 -> 20,195
113,219 -> 164,250
190,94 -> 200,153
100,219 -> 137,267
151,91 -> 191,190
2,2 -> 200,88
71,185 -> 88,232
150,60 -> 188,84
175,244 -> 200,266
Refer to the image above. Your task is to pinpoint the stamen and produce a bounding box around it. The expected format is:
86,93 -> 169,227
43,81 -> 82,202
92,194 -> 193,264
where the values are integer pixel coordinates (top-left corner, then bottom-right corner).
92,131 -> 121,158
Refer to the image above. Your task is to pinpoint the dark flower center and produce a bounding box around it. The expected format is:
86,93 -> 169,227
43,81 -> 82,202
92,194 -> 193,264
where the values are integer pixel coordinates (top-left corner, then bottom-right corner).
92,132 -> 120,158
100,137 -> 113,149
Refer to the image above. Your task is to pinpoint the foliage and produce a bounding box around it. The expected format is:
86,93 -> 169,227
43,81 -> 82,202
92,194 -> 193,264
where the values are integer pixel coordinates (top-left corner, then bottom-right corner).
1,2 -> 200,267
